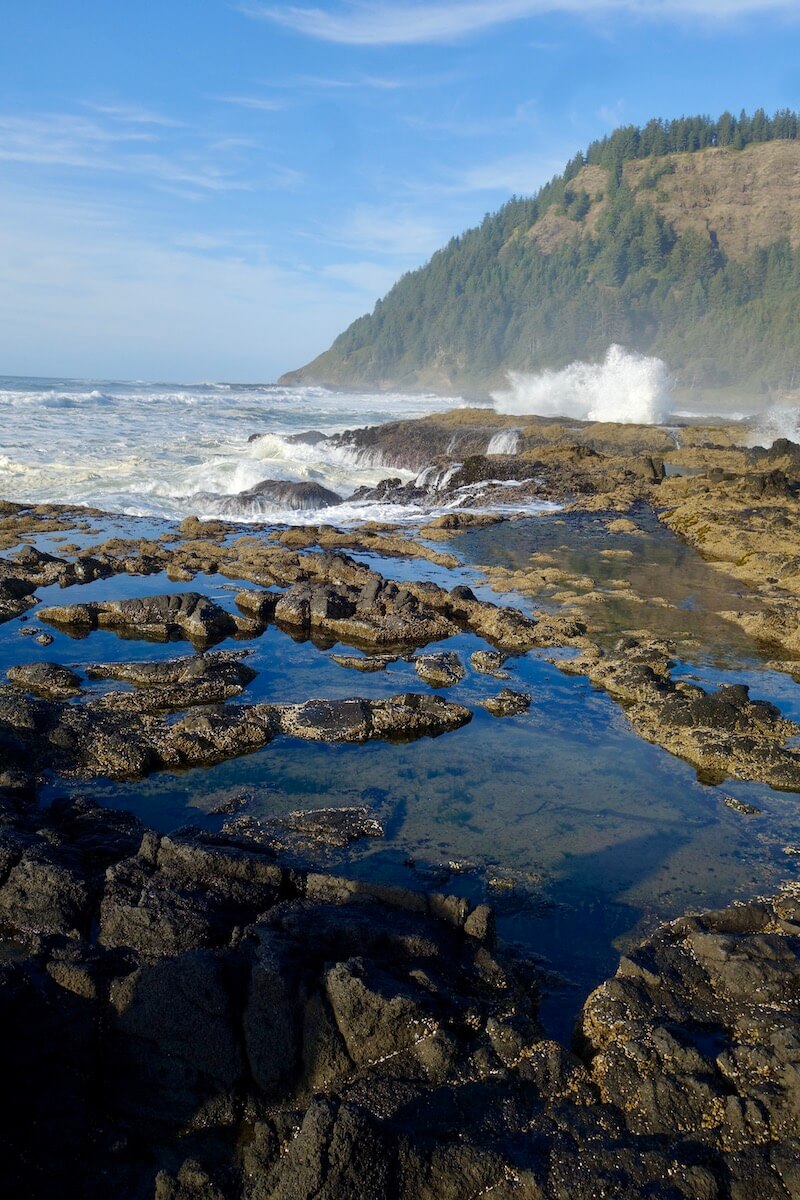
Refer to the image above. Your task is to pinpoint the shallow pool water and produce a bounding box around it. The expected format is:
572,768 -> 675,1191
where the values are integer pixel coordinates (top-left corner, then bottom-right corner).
3,513 -> 800,1041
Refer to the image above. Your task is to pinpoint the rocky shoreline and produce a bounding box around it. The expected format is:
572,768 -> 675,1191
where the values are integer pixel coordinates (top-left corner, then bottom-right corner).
2,406 -> 800,1197
2,786 -> 799,1199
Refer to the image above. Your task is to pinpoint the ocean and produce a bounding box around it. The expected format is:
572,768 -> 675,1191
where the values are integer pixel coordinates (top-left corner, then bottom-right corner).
0,376 -> 480,522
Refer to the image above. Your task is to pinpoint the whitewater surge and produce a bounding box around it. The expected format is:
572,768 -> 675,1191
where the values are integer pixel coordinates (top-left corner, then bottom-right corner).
492,345 -> 673,425
0,376 -> 473,522
0,376 -> 560,524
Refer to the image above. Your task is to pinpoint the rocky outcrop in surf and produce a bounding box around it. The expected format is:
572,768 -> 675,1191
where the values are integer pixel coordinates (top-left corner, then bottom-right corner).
190,478 -> 344,517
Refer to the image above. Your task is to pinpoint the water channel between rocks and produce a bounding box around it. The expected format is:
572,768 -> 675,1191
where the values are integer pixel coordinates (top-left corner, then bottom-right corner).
4,509 -> 799,1043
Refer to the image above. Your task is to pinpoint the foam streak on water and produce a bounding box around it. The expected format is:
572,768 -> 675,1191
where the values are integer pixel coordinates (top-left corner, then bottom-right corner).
0,376 -> 481,523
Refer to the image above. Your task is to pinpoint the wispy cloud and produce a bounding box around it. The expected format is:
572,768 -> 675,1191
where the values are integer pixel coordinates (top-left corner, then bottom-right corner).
0,188 -> 371,378
0,113 -> 251,191
320,260 -> 403,293
82,102 -> 183,127
216,94 -> 286,110
451,151 -> 564,193
597,99 -> 626,126
405,100 -> 539,139
319,204 -> 447,258
245,0 -> 800,46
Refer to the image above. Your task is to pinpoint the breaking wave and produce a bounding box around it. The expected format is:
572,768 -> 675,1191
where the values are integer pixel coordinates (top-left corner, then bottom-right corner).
492,345 -> 673,425
0,375 -> 516,524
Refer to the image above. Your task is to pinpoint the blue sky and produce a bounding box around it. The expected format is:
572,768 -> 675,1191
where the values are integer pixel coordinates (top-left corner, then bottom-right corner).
1,1 -> 798,381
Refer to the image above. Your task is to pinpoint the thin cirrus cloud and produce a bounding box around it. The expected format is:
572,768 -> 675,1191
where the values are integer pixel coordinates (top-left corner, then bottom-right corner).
216,94 -> 287,110
246,0 -> 800,45
81,102 -> 183,127
0,111 -> 256,193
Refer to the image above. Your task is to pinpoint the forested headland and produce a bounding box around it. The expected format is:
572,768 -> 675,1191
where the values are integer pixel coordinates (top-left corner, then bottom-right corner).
281,110 -> 800,401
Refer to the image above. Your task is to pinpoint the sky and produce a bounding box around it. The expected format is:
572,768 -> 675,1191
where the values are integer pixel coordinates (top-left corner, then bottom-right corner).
1,1 -> 798,382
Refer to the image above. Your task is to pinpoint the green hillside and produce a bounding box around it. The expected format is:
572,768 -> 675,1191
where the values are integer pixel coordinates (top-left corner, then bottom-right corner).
281,110 -> 800,399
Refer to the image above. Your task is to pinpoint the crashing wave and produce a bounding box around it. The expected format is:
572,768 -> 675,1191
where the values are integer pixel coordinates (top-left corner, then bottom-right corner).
492,345 -> 673,425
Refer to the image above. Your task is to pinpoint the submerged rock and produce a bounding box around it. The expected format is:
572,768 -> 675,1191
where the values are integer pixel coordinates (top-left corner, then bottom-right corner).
222,806 -> 384,854
330,652 -> 399,672
470,649 -> 511,678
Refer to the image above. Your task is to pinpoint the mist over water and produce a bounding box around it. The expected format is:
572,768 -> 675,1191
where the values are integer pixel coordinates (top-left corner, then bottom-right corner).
492,344 -> 673,425
747,400 -> 800,447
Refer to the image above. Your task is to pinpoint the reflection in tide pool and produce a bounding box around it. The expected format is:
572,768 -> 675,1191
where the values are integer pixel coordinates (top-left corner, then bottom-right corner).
13,514 -> 799,1040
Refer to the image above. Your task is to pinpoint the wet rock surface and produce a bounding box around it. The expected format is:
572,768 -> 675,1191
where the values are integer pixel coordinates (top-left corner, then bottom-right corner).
7,660 -> 83,699
561,637 -> 800,789
470,648 -> 511,678
413,650 -> 466,689
39,592 -> 242,647
0,782 -> 798,1200
204,478 -> 344,515
481,687 -> 532,717
0,684 -> 471,782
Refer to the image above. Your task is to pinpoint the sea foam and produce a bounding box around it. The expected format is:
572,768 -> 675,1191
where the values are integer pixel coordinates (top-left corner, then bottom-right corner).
492,345 -> 673,425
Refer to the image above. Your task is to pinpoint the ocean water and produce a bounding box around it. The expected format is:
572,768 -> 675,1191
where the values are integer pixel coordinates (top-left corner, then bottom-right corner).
1,372 -> 793,527
0,376 -> 478,522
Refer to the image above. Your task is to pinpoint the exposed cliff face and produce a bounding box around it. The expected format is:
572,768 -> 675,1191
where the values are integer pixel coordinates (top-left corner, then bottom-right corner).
280,134 -> 800,399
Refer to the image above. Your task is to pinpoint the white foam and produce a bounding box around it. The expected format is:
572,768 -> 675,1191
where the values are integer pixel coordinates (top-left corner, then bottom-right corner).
0,377 -> 467,520
747,402 -> 800,448
486,430 -> 520,455
492,345 -> 673,425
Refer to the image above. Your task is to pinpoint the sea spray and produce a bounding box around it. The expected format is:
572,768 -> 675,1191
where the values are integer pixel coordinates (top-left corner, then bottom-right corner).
492,345 -> 673,425
747,401 -> 800,448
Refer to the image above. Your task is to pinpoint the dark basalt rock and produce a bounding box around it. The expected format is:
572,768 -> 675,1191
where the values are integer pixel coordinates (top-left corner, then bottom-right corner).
211,479 -> 343,515
273,577 -> 459,649
0,683 -> 470,782
413,651 -> 466,689
39,591 -> 240,647
1,787 -> 799,1199
747,437 -> 800,478
274,693 -> 472,743
7,661 -> 83,699
85,650 -> 257,710
481,688 -> 532,717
